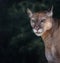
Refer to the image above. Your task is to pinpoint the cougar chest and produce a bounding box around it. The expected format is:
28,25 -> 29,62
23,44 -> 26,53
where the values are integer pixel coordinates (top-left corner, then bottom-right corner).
45,44 -> 56,62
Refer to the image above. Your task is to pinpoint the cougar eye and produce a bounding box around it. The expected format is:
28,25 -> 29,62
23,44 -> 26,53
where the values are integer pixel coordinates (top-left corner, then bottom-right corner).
41,19 -> 45,23
32,20 -> 35,23
41,20 -> 44,22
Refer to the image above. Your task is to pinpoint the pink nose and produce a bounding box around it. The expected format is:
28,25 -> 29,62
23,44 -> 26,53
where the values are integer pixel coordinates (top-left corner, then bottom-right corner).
35,26 -> 40,31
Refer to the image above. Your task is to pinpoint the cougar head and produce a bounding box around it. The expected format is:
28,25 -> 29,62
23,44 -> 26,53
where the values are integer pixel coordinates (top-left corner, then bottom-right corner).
27,7 -> 53,36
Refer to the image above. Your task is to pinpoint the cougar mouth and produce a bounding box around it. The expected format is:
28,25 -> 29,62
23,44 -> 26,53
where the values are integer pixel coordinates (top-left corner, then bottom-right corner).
36,32 -> 42,34
33,29 -> 43,36
35,32 -> 43,36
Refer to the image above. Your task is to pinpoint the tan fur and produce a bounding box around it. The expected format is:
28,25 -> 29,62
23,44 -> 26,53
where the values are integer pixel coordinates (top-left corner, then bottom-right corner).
42,21 -> 60,63
27,9 -> 60,63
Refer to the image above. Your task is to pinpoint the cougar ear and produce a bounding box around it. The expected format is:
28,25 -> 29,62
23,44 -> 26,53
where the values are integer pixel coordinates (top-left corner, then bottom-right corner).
46,6 -> 53,17
27,8 -> 33,17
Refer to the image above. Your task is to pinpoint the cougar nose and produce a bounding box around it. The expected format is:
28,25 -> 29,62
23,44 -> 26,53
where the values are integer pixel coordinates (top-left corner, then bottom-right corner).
35,25 -> 40,31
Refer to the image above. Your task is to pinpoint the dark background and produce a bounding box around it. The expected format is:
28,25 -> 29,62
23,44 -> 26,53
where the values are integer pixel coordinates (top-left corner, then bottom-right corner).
0,0 -> 60,63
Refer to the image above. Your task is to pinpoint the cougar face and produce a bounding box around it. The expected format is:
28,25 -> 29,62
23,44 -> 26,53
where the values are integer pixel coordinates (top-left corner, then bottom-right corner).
27,8 -> 53,36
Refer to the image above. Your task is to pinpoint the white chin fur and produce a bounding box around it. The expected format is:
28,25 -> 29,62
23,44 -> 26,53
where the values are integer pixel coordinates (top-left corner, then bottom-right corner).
33,29 -> 43,36
35,33 -> 42,36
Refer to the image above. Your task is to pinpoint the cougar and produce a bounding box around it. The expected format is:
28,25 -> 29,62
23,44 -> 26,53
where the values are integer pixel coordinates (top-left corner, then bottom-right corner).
27,7 -> 60,63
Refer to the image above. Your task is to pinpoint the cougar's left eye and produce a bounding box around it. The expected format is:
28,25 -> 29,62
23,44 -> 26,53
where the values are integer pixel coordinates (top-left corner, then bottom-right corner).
41,19 -> 45,23
41,20 -> 44,22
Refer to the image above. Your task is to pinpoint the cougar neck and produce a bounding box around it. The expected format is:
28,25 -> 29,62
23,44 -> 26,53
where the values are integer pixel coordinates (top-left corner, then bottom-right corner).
41,18 -> 58,41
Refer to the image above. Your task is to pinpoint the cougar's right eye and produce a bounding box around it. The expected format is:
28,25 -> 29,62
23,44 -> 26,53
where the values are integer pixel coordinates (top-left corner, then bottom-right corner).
32,20 -> 35,22
31,20 -> 36,23
31,18 -> 35,22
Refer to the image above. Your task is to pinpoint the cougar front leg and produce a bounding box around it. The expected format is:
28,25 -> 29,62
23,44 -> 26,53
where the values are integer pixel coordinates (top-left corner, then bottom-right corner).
46,59 -> 54,63
48,61 -> 54,63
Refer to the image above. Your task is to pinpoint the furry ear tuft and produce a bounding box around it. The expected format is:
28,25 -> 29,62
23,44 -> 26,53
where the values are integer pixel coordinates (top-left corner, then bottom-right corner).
27,8 -> 33,17
46,6 -> 53,17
